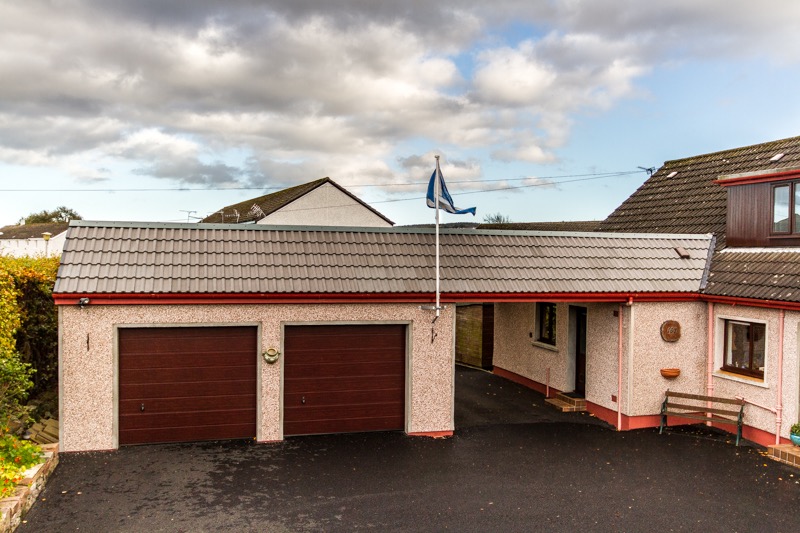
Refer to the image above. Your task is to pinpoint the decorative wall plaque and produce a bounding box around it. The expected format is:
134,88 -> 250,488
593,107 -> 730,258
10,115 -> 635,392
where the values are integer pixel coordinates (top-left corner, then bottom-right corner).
660,320 -> 681,342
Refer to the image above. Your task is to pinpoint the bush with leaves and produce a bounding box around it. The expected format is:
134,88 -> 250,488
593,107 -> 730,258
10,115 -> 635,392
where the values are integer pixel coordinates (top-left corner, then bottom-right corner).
8,257 -> 60,395
0,256 -> 59,424
0,430 -> 42,498
0,256 -> 59,395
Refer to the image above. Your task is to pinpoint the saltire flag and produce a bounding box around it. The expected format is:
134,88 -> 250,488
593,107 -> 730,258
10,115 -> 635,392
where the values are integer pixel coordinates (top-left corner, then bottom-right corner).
426,166 -> 476,216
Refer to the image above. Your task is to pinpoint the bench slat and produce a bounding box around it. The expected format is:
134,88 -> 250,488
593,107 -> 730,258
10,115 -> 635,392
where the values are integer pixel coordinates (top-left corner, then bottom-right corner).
664,401 -> 742,418
662,411 -> 740,426
664,391 -> 744,405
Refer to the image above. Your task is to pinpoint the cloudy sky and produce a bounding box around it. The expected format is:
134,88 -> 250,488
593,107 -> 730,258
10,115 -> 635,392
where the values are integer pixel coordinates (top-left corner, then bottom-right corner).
1,1 -> 799,226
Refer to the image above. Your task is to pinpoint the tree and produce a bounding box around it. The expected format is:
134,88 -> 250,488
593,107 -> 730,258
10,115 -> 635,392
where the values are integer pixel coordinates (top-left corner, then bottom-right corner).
19,206 -> 81,225
483,212 -> 512,224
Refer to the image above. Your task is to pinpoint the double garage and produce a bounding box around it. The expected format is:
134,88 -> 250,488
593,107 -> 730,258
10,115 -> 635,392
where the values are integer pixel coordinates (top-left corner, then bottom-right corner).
117,324 -> 407,445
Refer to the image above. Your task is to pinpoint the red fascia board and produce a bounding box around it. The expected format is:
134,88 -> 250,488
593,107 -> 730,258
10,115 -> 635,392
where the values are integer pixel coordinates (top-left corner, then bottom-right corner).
441,292 -> 701,303
53,291 -> 702,306
700,294 -> 800,312
53,292 -> 438,306
714,169 -> 800,187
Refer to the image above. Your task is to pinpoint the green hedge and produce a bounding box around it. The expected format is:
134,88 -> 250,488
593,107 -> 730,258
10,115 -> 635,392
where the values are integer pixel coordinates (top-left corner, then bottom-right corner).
0,256 -> 59,426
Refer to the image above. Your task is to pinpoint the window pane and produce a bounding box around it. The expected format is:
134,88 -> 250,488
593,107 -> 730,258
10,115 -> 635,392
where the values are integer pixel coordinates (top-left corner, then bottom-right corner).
751,323 -> 766,372
725,321 -> 749,369
537,303 -> 556,345
794,187 -> 800,234
773,185 -> 790,232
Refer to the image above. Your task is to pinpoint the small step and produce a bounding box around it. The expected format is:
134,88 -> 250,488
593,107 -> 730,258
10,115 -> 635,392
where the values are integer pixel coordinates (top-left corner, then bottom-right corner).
545,392 -> 587,413
767,444 -> 800,469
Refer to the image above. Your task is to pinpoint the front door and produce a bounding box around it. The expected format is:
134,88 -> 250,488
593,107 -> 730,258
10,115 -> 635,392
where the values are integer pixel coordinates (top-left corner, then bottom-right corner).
574,307 -> 587,397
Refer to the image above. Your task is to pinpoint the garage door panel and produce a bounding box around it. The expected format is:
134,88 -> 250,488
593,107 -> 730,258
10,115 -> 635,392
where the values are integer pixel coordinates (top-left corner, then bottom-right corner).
284,389 -> 403,407
284,416 -> 404,436
284,324 -> 406,436
121,364 -> 255,384
120,409 -> 256,430
284,360 -> 404,379
119,326 -> 256,445
122,424 -> 255,445
120,394 -> 255,415
284,326 -> 404,350
281,348 -> 405,365
121,379 -> 254,399
285,402 -> 403,422
120,352 -> 254,370
284,375 -> 404,394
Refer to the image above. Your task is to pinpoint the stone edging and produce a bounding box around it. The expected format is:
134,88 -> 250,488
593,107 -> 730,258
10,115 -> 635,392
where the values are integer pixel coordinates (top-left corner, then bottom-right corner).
0,443 -> 59,533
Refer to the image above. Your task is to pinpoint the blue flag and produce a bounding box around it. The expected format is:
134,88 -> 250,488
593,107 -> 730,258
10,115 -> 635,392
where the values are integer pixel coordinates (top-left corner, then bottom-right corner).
426,166 -> 476,216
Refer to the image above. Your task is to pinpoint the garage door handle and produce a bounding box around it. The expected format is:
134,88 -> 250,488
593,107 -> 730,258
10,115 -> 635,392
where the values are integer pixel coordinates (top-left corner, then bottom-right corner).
301,396 -> 306,405
141,403 -> 145,412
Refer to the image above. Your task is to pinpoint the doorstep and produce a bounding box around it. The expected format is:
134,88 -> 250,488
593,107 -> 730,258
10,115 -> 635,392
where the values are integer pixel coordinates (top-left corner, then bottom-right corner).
0,443 -> 59,533
766,443 -> 800,469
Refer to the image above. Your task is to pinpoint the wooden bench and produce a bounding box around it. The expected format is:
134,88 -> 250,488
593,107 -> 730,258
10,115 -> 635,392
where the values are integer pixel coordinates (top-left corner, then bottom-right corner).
659,390 -> 745,446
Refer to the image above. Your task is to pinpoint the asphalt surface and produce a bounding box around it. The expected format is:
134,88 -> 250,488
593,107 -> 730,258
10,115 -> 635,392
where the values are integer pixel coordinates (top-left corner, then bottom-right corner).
19,366 -> 800,532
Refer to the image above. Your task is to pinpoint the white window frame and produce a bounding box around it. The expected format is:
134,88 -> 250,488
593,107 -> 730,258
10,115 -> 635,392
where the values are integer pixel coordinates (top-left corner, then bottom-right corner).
714,314 -> 769,388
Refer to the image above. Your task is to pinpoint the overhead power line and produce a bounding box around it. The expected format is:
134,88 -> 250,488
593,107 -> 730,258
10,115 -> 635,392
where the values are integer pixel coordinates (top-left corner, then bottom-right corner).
0,170 -> 642,194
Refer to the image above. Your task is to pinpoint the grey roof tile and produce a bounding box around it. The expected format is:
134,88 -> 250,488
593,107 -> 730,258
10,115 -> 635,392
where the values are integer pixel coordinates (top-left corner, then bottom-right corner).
54,221 -> 713,297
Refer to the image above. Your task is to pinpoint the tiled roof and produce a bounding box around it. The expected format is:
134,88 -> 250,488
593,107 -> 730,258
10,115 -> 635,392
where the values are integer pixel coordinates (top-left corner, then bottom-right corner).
200,177 -> 393,225
598,135 -> 800,303
54,221 -> 713,297
479,221 -> 600,232
706,249 -> 800,302
597,136 -> 800,249
0,223 -> 70,239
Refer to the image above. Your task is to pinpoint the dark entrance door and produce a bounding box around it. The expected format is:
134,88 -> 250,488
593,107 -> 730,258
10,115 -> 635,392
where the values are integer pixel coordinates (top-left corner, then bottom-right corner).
574,307 -> 587,397
283,324 -> 406,436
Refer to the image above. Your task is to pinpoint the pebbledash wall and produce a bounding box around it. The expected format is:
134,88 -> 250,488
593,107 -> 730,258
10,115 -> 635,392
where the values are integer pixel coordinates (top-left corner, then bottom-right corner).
493,301 -> 800,446
58,302 -> 455,452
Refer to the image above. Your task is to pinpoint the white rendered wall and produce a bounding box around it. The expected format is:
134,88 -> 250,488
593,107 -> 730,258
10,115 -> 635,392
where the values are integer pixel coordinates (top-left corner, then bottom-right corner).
258,183 -> 392,227
0,232 -> 66,257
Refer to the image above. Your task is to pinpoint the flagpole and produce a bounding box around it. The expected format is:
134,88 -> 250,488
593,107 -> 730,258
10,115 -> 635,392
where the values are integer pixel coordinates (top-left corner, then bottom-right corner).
434,155 -> 441,318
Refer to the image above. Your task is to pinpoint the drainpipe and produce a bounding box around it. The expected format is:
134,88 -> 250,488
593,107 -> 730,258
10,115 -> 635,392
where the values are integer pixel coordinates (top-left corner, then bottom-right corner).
776,309 -> 785,445
617,303 -> 623,431
706,302 -> 714,398
706,302 -> 716,426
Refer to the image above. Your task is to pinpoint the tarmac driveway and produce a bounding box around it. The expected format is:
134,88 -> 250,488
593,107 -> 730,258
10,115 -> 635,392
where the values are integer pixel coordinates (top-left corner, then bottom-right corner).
19,367 -> 800,532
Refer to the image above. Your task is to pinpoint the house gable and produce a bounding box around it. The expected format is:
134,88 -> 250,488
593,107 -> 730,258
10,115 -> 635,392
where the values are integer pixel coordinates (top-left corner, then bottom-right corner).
201,177 -> 393,226
259,181 -> 392,227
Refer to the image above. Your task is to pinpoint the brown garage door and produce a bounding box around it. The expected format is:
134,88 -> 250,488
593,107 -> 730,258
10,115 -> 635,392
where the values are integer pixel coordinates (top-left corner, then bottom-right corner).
118,326 -> 257,445
283,324 -> 406,436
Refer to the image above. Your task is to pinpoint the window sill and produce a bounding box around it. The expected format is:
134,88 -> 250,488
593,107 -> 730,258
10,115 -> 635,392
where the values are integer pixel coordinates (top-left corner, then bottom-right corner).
713,370 -> 768,389
531,340 -> 558,352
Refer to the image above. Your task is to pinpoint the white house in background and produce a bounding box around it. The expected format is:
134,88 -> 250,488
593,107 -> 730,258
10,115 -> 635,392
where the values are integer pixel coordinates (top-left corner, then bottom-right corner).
201,177 -> 394,227
0,222 -> 69,257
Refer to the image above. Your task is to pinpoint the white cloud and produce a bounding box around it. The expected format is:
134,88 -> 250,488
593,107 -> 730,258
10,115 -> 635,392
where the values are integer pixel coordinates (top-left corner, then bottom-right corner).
474,43 -> 556,106
0,0 -> 798,202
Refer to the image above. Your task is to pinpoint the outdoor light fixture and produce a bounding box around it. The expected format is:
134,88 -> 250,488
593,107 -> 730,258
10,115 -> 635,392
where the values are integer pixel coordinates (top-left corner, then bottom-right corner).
78,297 -> 90,308
42,232 -> 52,256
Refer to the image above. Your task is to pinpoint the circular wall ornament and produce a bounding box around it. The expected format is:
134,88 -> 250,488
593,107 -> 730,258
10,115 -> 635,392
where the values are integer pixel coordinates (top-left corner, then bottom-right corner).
660,320 -> 681,342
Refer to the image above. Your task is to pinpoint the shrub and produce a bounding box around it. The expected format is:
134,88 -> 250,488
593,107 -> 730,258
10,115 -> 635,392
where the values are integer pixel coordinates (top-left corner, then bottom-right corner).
0,431 -> 42,498
0,256 -> 59,398
0,347 -> 34,427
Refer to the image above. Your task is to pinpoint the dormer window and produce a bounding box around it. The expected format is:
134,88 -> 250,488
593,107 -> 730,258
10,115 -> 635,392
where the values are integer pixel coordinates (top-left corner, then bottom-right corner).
716,166 -> 800,247
772,182 -> 800,234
